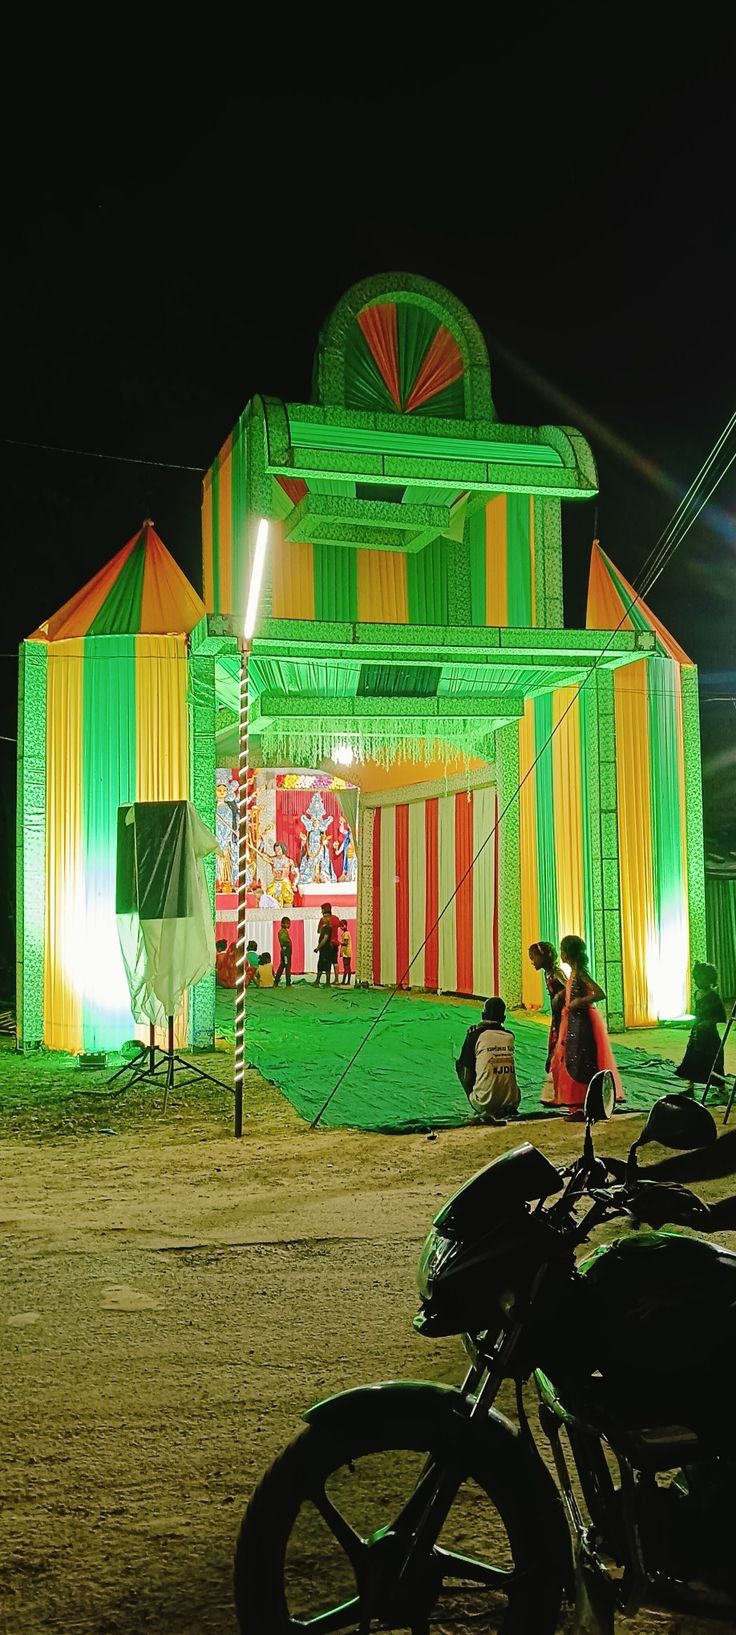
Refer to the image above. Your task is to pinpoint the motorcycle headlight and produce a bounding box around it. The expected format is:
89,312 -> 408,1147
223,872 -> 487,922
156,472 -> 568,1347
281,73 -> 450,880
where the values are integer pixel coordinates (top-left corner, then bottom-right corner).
417,1226 -> 458,1300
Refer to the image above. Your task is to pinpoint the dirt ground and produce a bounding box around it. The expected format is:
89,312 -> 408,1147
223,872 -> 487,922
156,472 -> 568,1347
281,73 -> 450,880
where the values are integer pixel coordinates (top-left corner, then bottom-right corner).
1,1037 -> 732,1633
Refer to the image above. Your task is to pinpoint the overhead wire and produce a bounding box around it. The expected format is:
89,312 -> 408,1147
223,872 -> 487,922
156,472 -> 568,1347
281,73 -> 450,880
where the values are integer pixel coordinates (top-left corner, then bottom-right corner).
311,408 -> 736,1128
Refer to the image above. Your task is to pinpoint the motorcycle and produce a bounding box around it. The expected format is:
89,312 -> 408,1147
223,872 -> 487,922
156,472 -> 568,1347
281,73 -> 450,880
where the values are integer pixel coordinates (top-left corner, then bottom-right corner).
233,1079 -> 736,1633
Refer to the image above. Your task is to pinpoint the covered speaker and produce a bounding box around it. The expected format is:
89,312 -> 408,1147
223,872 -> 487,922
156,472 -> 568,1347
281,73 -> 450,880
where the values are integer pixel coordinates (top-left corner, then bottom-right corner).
116,800 -> 219,1025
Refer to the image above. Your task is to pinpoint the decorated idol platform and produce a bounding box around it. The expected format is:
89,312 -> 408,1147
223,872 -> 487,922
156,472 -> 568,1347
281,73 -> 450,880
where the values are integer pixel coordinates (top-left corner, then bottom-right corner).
214,770 -> 357,976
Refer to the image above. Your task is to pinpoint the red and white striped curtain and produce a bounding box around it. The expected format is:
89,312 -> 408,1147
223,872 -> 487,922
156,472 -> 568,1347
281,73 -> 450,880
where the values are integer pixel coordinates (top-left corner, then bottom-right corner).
371,786 -> 498,997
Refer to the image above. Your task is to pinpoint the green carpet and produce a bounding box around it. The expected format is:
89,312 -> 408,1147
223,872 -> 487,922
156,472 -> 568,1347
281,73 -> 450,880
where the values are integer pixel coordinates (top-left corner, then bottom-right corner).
216,984 -> 697,1133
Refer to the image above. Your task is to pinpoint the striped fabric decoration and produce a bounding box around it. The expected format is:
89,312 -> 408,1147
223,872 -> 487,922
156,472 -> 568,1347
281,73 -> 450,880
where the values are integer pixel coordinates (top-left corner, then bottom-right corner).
370,787 -> 497,996
587,541 -> 692,1023
203,451 -> 538,632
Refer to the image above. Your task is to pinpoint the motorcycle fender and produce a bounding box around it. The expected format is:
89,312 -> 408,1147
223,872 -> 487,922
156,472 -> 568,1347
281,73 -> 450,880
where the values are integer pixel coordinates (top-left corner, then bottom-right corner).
305,1380 -> 462,1432
304,1380 -> 572,1586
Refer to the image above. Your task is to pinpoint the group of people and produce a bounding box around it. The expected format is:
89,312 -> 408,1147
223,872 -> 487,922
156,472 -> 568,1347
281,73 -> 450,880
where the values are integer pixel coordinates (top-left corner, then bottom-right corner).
314,904 -> 353,987
457,934 -> 620,1126
457,936 -> 728,1127
217,903 -> 354,991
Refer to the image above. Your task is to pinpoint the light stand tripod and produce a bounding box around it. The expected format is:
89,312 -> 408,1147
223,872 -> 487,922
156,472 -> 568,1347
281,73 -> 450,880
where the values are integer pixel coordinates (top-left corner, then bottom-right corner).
106,1014 -> 231,1111
700,995 -> 736,1121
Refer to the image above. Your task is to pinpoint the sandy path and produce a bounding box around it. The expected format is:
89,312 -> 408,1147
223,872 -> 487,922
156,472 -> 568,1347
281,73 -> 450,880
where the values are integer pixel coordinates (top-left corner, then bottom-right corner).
0,1095 -> 723,1633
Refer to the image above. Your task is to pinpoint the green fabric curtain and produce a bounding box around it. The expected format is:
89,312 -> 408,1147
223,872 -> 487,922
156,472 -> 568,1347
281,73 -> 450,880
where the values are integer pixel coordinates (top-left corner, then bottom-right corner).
397,305 -> 437,405
407,535 -> 449,624
706,877 -> 736,1003
467,507 -> 486,627
344,323 -> 397,413
506,495 -> 532,626
314,543 -> 358,621
534,695 -> 559,1009
579,685 -> 597,980
82,636 -> 137,1050
88,534 -> 146,635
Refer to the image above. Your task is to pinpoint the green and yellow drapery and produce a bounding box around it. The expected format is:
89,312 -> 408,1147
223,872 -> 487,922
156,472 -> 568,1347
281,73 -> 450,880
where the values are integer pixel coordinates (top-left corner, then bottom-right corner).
203,426 -> 538,630
587,542 -> 691,1024
30,524 -> 200,1053
42,635 -> 190,1052
519,544 -> 692,1023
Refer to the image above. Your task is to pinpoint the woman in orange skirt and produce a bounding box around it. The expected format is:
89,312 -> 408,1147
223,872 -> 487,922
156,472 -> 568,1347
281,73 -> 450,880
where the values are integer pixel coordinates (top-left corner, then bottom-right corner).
553,935 -> 624,1117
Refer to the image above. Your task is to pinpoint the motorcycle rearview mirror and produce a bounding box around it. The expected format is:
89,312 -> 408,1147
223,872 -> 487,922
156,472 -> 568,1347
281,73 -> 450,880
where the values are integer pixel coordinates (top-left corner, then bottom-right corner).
641,1093 -> 717,1153
584,1070 -> 616,1124
626,1092 -> 718,1185
581,1072 -> 615,1183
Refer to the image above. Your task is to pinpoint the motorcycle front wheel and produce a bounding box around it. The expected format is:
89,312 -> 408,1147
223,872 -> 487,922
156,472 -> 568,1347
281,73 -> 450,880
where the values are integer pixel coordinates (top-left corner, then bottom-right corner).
234,1402 -> 565,1632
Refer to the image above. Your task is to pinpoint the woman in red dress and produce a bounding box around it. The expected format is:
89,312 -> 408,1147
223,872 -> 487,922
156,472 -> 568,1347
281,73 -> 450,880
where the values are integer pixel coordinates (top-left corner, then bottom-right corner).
553,935 -> 624,1117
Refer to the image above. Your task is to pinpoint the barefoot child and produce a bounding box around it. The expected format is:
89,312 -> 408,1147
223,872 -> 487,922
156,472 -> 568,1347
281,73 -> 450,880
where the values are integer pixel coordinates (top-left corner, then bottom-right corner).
339,920 -> 352,985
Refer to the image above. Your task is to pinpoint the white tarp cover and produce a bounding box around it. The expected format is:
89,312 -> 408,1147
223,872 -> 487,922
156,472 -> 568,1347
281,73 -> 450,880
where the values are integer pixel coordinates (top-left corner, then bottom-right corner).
116,801 -> 218,1026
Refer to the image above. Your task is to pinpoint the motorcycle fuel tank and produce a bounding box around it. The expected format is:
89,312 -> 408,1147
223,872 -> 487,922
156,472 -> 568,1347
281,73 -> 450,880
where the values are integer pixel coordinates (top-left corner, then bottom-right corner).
576,1231 -> 736,1435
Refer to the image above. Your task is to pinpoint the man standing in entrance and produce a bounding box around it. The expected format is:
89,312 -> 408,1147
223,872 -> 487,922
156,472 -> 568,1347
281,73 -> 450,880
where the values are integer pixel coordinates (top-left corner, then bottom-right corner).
315,902 -> 340,986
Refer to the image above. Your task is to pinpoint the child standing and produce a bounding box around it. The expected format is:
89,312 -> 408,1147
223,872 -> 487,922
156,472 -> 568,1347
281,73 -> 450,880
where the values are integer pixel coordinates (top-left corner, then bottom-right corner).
528,941 -> 567,1104
339,920 -> 352,985
676,963 -> 726,1093
275,917 -> 292,987
456,997 -> 521,1125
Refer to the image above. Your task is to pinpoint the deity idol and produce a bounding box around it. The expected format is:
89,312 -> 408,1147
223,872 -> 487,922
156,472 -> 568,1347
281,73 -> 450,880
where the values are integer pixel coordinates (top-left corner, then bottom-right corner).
215,779 -> 237,891
298,793 -> 335,885
333,817 -> 357,882
269,841 -> 299,908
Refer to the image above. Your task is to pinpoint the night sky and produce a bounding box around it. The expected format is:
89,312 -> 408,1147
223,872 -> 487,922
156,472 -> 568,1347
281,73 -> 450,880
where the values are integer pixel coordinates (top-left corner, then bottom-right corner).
1,80 -> 734,976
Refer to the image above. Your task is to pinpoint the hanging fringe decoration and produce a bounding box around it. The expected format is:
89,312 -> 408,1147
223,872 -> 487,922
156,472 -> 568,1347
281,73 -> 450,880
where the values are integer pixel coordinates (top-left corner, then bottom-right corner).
260,720 -> 494,771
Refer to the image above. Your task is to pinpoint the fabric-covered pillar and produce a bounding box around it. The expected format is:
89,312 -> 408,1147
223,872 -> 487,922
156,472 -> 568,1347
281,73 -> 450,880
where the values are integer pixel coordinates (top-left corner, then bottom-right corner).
188,630 -> 219,1047
532,500 -> 564,629
585,671 -> 624,1030
356,805 -> 374,983
495,721 -> 522,1007
16,641 -> 47,1049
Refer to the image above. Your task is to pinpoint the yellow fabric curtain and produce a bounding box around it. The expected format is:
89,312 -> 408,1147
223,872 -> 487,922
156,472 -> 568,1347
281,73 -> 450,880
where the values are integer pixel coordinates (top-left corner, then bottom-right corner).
270,524 -> 316,619
202,480 -> 214,612
519,701 -> 541,1008
615,661 -> 657,1025
135,636 -> 189,802
552,687 -> 584,946
485,496 -> 508,625
217,442 -> 234,617
45,641 -> 84,1051
357,550 -> 408,623
136,635 -> 191,1047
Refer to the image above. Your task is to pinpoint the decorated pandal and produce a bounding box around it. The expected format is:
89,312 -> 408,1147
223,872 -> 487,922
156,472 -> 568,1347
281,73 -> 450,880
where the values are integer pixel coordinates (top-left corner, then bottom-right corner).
15,272 -> 710,1068
215,771 -> 358,976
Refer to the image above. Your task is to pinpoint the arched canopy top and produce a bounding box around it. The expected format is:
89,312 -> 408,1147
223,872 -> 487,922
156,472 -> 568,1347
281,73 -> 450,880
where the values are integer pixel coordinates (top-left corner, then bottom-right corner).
315,272 -> 495,421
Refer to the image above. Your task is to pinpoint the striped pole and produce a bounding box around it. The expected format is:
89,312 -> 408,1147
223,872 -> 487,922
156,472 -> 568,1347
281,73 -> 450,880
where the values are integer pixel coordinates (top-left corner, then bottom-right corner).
233,518 -> 269,1138
234,638 -> 251,1137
